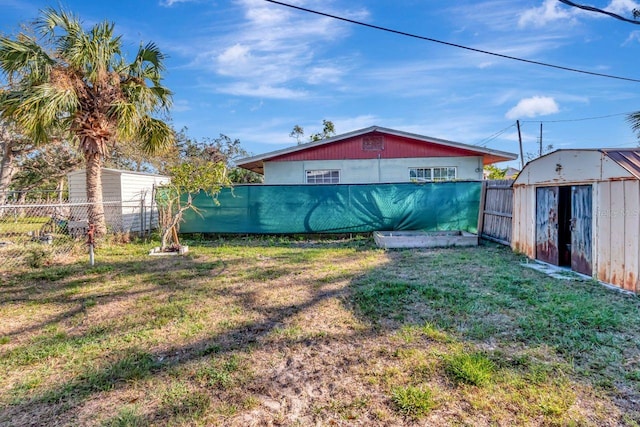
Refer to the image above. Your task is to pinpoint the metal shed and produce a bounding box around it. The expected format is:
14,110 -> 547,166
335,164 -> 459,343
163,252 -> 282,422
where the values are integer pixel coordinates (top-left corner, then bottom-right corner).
67,168 -> 169,233
512,149 -> 640,293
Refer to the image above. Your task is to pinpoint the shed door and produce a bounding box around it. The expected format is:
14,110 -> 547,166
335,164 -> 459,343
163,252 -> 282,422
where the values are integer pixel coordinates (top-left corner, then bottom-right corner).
536,186 -> 559,265
570,185 -> 592,276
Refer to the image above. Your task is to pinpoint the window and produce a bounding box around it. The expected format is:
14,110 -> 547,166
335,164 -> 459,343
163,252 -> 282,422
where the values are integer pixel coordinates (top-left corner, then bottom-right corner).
306,169 -> 340,184
409,167 -> 456,182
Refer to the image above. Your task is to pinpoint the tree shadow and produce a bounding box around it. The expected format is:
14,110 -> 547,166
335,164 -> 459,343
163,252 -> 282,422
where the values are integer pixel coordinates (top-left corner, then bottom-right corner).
1,249 -> 380,425
1,241 -> 639,425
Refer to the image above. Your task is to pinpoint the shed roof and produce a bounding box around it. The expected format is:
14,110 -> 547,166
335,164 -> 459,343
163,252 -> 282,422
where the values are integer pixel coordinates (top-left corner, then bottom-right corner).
67,168 -> 169,179
237,126 -> 517,174
600,149 -> 640,179
513,149 -> 640,186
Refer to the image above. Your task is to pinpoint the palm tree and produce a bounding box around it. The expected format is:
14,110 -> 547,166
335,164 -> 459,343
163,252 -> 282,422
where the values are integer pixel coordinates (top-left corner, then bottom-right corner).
0,8 -> 173,235
630,112 -> 640,144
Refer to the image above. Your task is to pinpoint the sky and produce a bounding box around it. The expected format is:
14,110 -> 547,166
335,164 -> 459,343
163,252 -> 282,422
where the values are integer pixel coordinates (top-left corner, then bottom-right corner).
2,0 -> 640,168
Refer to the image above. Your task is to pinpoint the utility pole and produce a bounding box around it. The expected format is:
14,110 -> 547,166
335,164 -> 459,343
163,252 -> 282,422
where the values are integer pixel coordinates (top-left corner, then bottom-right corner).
539,122 -> 543,157
517,120 -> 524,169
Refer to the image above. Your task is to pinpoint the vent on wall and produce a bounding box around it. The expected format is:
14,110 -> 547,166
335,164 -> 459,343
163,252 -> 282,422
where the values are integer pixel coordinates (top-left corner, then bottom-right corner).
362,135 -> 384,151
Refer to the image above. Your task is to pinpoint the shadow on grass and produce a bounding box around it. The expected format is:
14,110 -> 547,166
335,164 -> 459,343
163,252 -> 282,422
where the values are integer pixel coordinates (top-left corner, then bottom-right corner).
1,239 -> 640,425
0,242 -> 380,424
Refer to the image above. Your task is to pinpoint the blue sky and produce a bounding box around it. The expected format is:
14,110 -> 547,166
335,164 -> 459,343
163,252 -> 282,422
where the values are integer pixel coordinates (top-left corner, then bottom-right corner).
2,0 -> 640,168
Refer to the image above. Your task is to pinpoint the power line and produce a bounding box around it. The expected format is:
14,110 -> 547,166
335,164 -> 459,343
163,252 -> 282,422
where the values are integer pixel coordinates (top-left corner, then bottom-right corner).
557,0 -> 640,25
521,111 -> 633,123
263,0 -> 640,83
475,123 -> 516,147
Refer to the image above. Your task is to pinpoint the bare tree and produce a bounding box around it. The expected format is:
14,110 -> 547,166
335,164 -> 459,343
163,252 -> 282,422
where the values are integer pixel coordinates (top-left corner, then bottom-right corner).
0,121 -> 34,205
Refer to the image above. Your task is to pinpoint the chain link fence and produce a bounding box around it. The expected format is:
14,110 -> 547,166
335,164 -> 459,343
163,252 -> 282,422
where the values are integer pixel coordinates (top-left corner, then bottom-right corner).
0,196 -> 160,271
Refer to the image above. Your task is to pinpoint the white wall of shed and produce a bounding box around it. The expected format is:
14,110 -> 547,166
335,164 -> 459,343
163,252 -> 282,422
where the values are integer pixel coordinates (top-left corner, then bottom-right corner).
514,150 -> 633,186
262,156 -> 483,184
66,169 -> 169,233
594,180 -> 640,292
512,179 -> 640,293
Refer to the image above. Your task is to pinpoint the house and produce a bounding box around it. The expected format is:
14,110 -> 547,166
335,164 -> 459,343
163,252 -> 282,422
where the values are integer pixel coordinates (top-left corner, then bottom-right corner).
482,166 -> 520,180
512,149 -> 640,293
237,126 -> 517,184
504,167 -> 520,180
67,168 -> 169,233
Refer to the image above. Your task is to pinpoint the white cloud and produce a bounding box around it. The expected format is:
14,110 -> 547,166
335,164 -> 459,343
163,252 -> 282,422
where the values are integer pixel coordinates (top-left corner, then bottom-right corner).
518,0 -> 575,28
624,30 -> 640,44
160,0 -> 194,6
171,99 -> 191,112
605,0 -> 640,15
181,0 -> 366,100
519,0 -> 640,28
306,66 -> 343,85
216,82 -> 308,99
333,115 -> 379,133
505,96 -> 560,119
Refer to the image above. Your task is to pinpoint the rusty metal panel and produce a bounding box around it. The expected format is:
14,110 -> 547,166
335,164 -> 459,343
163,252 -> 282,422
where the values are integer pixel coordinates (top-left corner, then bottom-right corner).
571,185 -> 592,276
512,186 -> 528,255
609,181 -> 626,287
511,187 -> 522,252
513,186 -> 536,258
524,186 -> 536,258
623,181 -> 639,291
596,181 -> 612,285
536,186 -> 559,265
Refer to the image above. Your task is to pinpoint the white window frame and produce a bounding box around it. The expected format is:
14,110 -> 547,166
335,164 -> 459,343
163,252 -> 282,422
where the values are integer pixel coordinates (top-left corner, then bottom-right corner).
306,169 -> 340,184
409,167 -> 457,182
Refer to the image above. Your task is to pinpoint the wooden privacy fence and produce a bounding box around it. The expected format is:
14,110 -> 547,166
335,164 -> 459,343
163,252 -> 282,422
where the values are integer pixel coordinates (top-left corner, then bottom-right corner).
478,179 -> 514,245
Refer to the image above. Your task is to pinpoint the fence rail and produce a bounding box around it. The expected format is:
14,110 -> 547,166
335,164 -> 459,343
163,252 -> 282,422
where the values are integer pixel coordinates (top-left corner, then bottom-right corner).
478,179 -> 514,245
0,198 -> 159,271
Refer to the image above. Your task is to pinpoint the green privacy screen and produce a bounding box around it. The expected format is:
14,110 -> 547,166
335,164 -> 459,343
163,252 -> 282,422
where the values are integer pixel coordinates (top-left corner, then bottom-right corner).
179,181 -> 481,234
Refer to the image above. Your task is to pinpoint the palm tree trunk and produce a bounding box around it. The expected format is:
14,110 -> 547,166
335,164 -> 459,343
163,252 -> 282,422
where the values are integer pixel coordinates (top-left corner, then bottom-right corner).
85,152 -> 107,236
0,140 -> 17,206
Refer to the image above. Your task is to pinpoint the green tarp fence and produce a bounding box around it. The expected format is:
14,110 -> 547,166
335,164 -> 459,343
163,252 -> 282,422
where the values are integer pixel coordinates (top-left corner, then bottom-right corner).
178,181 -> 482,234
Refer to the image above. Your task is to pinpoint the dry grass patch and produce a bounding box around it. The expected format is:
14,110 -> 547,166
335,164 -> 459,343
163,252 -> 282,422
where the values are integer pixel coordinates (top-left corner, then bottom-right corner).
0,237 -> 639,426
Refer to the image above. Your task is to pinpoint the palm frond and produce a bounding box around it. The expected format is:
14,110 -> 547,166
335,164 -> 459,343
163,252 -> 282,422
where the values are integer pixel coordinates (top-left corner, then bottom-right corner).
0,35 -> 55,83
628,112 -> 640,134
121,77 -> 173,113
36,7 -> 83,48
136,115 -> 174,155
136,42 -> 166,70
126,42 -> 167,89
0,83 -> 77,144
110,101 -> 140,141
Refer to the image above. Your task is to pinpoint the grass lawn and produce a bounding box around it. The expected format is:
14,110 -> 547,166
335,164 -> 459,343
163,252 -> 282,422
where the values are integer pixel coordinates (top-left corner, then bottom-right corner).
1,236 -> 639,426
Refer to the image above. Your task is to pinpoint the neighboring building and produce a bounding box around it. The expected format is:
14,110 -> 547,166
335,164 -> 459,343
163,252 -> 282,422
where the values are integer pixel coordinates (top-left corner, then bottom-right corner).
504,167 -> 520,180
237,126 -> 517,184
67,168 -> 169,233
483,166 -> 520,180
512,149 -> 640,293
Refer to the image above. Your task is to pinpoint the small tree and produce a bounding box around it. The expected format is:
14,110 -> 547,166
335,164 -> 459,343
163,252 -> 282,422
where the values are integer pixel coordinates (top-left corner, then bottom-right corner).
157,161 -> 230,251
483,165 -> 507,180
309,119 -> 336,142
289,120 -> 336,145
